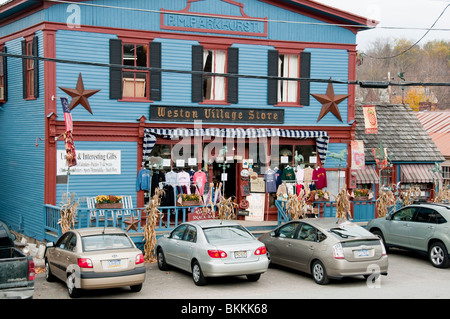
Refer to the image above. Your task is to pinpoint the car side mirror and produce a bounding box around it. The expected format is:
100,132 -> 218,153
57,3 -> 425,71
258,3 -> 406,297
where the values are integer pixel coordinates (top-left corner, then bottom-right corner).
270,231 -> 276,237
386,214 -> 391,221
46,242 -> 54,248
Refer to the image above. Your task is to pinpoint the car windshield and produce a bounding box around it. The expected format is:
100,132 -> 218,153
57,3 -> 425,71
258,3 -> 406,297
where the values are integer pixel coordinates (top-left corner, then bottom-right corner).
328,225 -> 371,239
82,234 -> 134,252
203,225 -> 254,244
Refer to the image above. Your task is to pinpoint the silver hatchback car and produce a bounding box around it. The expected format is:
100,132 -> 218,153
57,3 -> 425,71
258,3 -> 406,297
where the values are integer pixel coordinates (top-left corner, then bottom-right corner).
367,202 -> 450,268
155,220 -> 269,286
259,218 -> 388,284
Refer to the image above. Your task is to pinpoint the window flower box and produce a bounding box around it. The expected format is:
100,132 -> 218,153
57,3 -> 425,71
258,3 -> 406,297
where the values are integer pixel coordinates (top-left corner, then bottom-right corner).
95,195 -> 123,209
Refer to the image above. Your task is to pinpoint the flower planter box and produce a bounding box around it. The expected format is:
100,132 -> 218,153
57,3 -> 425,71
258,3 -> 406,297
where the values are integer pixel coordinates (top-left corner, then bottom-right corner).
95,203 -> 123,209
353,196 -> 369,201
178,201 -> 201,207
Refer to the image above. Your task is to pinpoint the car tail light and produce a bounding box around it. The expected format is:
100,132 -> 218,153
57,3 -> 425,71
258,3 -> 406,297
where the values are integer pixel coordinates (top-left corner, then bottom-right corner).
78,258 -> 93,268
255,246 -> 267,255
208,250 -> 227,258
28,259 -> 35,281
135,253 -> 144,264
333,243 -> 345,259
380,241 -> 387,256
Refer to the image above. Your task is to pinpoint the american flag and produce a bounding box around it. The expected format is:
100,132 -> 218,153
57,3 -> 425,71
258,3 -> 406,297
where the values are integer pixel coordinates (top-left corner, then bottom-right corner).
60,97 -> 73,132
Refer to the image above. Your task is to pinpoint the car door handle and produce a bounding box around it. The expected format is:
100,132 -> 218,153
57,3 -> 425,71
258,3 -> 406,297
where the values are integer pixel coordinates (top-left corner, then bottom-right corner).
286,243 -> 292,247
309,246 -> 315,250
428,226 -> 435,229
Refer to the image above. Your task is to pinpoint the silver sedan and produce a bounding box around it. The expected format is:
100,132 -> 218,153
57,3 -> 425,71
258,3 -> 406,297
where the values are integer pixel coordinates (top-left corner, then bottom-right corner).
259,218 -> 388,284
155,220 -> 269,286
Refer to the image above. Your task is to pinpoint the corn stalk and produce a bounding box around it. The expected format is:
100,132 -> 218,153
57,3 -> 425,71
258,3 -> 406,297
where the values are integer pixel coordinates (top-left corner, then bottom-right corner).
434,183 -> 450,203
334,188 -> 352,220
286,192 -> 310,220
58,193 -> 83,234
376,189 -> 396,217
400,186 -> 421,206
216,196 -> 238,220
143,188 -> 164,262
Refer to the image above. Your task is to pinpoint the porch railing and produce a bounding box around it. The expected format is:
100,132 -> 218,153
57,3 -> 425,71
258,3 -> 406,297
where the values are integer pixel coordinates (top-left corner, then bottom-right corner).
44,204 -> 205,242
275,199 -> 377,226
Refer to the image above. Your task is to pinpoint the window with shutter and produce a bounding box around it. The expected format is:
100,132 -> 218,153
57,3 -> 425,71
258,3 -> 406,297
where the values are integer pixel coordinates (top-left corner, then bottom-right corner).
192,45 -> 238,104
268,50 -> 311,106
0,46 -> 6,102
22,36 -> 39,100
109,39 -> 161,101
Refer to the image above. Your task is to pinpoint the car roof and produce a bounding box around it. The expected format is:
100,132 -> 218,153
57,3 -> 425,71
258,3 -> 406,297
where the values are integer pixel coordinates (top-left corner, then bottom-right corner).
298,218 -> 358,229
70,227 -> 127,237
185,220 -> 242,228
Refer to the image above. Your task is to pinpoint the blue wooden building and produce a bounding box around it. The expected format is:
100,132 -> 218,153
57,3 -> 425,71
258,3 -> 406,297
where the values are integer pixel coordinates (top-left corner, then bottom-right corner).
0,0 -> 376,241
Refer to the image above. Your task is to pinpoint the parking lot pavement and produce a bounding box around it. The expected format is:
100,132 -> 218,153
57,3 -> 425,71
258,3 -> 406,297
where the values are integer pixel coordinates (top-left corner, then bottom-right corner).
33,248 -> 450,301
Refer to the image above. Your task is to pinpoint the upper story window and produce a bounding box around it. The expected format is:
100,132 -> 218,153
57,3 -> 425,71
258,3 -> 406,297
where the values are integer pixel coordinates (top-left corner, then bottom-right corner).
109,39 -> 161,101
192,45 -> 238,104
268,50 -> 310,106
122,43 -> 149,99
278,54 -> 299,103
203,49 -> 226,101
21,36 -> 39,99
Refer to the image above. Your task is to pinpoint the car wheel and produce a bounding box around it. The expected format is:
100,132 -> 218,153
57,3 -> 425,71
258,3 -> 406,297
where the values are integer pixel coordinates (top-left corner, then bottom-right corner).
157,248 -> 169,271
45,260 -> 56,282
130,283 -> 143,292
246,274 -> 261,282
66,272 -> 81,298
429,242 -> 450,268
192,261 -> 207,286
312,260 -> 329,285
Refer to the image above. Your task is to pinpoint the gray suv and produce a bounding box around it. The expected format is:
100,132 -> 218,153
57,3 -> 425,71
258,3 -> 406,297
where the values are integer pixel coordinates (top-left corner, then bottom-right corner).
367,203 -> 450,268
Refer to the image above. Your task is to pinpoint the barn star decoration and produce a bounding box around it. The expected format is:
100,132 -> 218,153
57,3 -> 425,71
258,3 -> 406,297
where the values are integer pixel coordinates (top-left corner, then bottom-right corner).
311,82 -> 349,122
58,73 -> 100,115
124,214 -> 140,232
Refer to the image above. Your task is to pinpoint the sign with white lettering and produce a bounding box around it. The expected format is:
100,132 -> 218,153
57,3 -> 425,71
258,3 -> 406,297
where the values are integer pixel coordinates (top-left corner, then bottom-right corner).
57,150 -> 121,175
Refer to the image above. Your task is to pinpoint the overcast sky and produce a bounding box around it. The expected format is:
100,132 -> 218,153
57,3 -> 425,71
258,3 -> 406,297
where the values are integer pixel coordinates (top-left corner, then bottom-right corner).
0,0 -> 449,51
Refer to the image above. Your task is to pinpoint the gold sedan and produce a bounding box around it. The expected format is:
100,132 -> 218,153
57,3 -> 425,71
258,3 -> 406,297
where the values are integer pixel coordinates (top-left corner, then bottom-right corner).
44,227 -> 146,298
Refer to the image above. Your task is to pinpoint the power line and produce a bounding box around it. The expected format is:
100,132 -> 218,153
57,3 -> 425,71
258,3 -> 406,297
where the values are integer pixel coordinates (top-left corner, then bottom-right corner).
1,51 -> 449,88
361,3 -> 450,60
44,0 -> 450,32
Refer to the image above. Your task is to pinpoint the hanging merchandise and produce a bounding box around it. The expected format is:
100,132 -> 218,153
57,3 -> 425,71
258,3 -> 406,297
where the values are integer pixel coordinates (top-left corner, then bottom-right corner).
303,166 -> 313,184
177,170 -> 191,194
193,170 -> 207,195
165,170 -> 178,186
151,170 -> 165,196
264,168 -> 277,193
282,165 -> 295,181
136,167 -> 151,191
313,166 -> 327,189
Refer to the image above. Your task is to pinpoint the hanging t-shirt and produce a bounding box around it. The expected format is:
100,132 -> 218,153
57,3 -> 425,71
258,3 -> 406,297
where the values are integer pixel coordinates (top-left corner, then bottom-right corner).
295,167 -> 304,183
303,167 -> 313,184
282,166 -> 295,181
313,167 -> 327,189
136,169 -> 151,191
193,171 -> 207,195
275,169 -> 282,188
165,171 -> 178,186
177,171 -> 191,192
264,170 -> 277,193
151,170 -> 165,196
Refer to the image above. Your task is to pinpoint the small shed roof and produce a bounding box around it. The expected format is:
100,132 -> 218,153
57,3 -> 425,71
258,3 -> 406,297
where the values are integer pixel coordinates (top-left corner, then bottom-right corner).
354,104 -> 444,163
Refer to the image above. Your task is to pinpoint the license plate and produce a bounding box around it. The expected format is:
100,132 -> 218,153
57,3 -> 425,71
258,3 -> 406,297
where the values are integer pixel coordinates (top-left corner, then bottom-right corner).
234,251 -> 247,259
356,249 -> 370,257
107,259 -> 121,268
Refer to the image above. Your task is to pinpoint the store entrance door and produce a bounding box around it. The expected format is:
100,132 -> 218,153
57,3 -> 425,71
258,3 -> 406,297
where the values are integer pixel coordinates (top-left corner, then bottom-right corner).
212,160 -> 237,199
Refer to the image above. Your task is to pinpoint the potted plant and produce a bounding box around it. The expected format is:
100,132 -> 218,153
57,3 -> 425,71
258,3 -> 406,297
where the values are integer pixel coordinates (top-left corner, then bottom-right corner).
95,195 -> 124,209
353,188 -> 370,201
178,194 -> 201,206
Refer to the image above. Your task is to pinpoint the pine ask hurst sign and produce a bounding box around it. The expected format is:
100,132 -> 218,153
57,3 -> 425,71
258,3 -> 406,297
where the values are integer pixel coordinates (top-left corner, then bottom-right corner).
150,106 -> 284,124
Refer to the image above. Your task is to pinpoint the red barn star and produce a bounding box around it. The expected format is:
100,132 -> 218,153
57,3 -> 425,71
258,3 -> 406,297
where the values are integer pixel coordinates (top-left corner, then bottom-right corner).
58,73 -> 100,115
311,83 -> 348,122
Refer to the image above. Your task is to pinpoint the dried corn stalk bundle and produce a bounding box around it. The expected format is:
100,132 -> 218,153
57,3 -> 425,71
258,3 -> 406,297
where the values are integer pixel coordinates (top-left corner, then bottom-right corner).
434,184 -> 450,203
376,189 -> 396,217
401,186 -> 421,206
216,197 -> 237,220
334,188 -> 351,220
143,188 -> 164,262
286,192 -> 308,220
58,193 -> 83,234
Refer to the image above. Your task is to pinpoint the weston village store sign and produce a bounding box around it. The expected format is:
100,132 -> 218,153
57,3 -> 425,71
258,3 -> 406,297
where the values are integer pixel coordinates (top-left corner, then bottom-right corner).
150,105 -> 284,124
